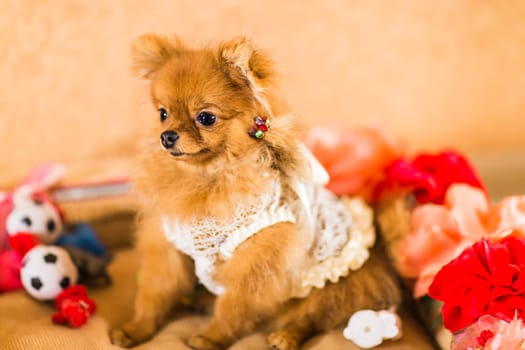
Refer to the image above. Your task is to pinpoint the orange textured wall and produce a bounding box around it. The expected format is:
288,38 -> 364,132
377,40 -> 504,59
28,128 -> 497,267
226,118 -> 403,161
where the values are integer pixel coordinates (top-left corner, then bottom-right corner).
1,0 -> 525,174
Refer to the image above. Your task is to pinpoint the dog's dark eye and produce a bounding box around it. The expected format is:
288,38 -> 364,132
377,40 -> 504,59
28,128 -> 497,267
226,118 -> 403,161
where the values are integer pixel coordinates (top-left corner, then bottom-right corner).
159,108 -> 168,122
196,112 -> 216,126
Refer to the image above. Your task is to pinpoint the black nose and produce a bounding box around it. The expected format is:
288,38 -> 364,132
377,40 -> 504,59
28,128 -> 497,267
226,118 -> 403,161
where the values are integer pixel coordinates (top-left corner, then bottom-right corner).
160,130 -> 179,149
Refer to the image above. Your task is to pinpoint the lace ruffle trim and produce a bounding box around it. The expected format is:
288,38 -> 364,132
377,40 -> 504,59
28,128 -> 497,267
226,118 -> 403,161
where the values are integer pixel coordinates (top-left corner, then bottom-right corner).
293,197 -> 375,298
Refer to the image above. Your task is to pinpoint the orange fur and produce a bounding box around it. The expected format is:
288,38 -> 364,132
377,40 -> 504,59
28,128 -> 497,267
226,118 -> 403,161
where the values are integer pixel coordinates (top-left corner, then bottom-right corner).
110,34 -> 401,350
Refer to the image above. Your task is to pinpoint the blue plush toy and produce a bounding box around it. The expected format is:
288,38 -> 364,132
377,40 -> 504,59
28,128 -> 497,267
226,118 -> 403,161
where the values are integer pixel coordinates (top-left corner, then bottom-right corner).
57,223 -> 107,257
57,224 -> 112,286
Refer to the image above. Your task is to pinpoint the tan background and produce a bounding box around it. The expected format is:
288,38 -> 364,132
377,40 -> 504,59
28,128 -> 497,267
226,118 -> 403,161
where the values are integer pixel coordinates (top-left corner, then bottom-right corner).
1,0 -> 525,182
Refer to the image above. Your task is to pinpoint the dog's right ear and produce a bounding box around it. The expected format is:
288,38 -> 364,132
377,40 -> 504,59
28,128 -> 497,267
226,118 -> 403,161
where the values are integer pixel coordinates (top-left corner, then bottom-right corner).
131,34 -> 185,79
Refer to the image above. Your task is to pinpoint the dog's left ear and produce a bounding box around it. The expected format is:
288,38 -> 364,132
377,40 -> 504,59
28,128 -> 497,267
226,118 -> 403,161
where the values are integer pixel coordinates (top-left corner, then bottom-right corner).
217,37 -> 276,91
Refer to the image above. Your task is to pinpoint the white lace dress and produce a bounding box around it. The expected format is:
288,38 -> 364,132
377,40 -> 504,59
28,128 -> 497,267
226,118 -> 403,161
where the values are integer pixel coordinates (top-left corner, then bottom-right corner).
162,175 -> 375,297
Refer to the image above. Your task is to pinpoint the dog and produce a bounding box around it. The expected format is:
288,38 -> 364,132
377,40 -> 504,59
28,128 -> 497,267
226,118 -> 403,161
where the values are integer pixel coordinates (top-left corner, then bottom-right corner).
109,34 -> 401,350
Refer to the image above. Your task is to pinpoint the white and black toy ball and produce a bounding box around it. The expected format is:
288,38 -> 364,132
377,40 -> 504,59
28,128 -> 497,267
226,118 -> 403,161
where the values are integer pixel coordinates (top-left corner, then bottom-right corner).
6,196 -> 63,244
21,245 -> 78,300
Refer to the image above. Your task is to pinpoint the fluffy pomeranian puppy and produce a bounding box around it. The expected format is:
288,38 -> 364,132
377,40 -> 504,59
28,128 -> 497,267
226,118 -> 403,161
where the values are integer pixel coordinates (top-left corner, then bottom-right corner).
110,34 -> 401,350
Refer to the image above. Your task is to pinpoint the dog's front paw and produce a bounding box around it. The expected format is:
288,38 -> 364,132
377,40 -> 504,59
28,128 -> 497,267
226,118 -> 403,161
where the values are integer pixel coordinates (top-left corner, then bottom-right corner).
109,320 -> 155,348
186,335 -> 223,350
267,330 -> 300,350
109,328 -> 136,348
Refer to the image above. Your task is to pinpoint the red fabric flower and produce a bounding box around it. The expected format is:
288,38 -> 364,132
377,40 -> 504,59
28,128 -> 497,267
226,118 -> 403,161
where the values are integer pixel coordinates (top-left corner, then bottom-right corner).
429,237 -> 525,332
8,233 -> 40,257
374,150 -> 486,204
52,285 -> 96,328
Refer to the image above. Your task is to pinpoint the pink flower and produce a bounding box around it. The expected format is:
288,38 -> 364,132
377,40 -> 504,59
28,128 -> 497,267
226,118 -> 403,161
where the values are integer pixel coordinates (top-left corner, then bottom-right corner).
0,250 -> 22,292
452,314 -> 525,350
305,124 -> 403,202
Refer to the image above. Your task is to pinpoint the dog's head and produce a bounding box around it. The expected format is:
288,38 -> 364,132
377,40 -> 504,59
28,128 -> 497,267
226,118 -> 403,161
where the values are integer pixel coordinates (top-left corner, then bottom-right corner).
132,35 -> 301,172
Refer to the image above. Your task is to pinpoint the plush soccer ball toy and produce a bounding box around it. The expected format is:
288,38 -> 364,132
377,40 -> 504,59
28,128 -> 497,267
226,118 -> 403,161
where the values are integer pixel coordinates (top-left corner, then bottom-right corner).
6,194 -> 63,244
20,245 -> 78,300
0,164 -> 65,292
1,164 -> 65,245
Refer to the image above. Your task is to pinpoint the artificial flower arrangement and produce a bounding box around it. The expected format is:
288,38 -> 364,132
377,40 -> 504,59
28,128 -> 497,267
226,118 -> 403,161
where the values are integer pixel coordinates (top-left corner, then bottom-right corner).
375,154 -> 525,349
306,124 -> 525,349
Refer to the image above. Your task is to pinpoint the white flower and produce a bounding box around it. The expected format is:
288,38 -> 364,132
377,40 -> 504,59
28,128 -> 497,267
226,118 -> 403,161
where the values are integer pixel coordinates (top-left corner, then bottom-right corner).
343,309 -> 402,349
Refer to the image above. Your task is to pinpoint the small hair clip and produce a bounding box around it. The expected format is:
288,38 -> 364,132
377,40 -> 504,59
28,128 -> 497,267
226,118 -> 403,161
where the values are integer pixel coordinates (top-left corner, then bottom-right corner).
248,116 -> 270,139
